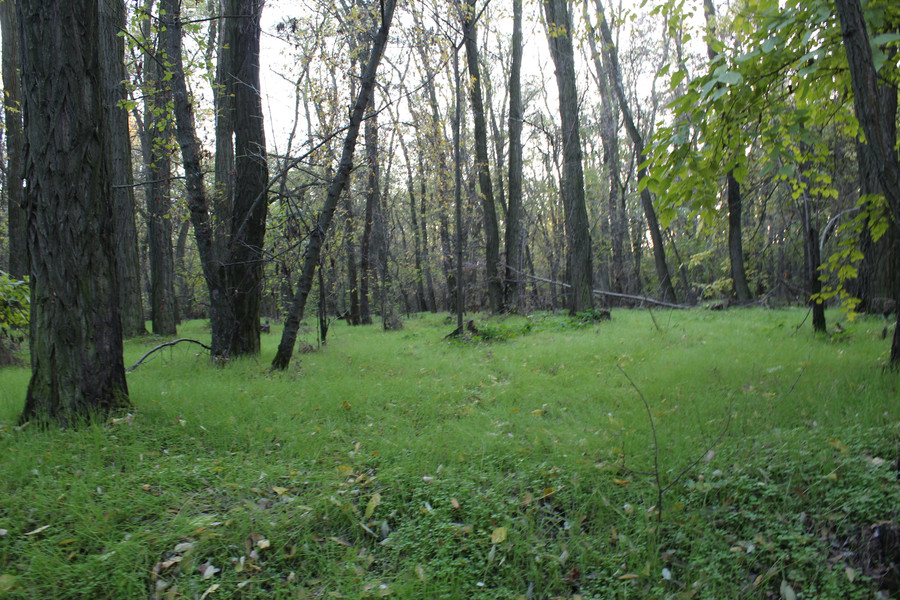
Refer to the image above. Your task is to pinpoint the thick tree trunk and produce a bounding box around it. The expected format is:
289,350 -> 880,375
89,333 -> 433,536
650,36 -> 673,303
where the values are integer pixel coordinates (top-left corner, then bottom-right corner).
834,0 -> 900,366
593,0 -> 676,304
462,0 -> 503,314
544,0 -> 595,314
1,0 -> 25,279
18,0 -> 130,425
272,0 -> 396,370
504,0 -> 525,313
213,0 -> 235,264
224,0 -> 269,356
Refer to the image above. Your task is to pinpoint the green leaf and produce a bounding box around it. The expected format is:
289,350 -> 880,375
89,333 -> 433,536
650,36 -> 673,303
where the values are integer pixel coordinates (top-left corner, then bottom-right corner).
718,71 -> 743,86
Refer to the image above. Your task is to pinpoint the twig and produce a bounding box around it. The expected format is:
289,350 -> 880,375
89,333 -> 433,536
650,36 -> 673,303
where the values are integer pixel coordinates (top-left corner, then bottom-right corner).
616,364 -> 663,520
127,338 -> 212,372
617,364 -> 732,523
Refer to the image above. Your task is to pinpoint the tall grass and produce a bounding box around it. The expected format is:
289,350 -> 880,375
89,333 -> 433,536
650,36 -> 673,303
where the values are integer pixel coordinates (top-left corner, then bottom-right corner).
0,308 -> 897,599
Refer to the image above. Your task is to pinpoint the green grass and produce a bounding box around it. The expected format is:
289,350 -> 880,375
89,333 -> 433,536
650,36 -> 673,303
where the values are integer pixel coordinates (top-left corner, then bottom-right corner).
0,308 -> 898,599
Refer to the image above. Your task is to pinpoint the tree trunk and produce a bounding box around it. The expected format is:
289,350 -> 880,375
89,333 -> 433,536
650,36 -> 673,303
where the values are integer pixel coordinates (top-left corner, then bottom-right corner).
160,0 -> 231,355
544,0 -> 594,314
18,0 -> 130,426
143,24 -> 177,336
342,190 -> 361,324
1,0 -> 26,279
461,0 -> 503,314
593,0 -> 676,304
224,0 -> 269,356
504,0 -> 524,312
834,0 -> 900,366
584,2 -> 625,295
213,0 -> 235,265
272,0 -> 396,370
359,109 -> 377,325
727,172 -> 752,302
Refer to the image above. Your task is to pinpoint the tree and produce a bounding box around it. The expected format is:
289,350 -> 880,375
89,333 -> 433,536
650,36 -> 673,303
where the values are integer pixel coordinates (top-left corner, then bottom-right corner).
592,0 -> 677,304
504,0 -> 524,312
139,0 -> 177,336
461,0 -> 502,314
272,0 -> 397,370
161,0 -> 268,358
834,0 -> 900,366
18,0 -> 130,425
544,0 -> 594,313
1,0 -> 25,279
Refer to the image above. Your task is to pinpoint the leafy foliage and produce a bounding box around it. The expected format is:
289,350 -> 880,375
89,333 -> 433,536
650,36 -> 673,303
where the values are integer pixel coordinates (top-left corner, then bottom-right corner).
0,272 -> 29,343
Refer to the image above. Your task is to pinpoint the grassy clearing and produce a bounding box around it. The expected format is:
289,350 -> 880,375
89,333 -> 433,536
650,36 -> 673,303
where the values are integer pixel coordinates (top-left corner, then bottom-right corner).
0,308 -> 898,599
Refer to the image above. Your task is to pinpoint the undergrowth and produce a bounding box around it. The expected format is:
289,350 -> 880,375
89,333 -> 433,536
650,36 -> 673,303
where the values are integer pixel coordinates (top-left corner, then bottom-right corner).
0,308 -> 897,599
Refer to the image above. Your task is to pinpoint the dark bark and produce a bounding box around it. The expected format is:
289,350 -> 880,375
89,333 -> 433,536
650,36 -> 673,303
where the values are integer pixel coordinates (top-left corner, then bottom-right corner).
834,0 -> 900,366
142,26 -> 177,336
359,110 -> 376,325
213,0 -> 235,264
272,0 -> 396,370
593,0 -> 676,304
18,0 -> 130,425
727,172 -> 752,302
342,190 -> 361,325
160,0 -> 231,354
544,0 -> 594,314
461,0 -> 502,314
504,0 -> 524,312
224,0 -> 269,356
1,0 -> 25,278
100,0 -> 146,337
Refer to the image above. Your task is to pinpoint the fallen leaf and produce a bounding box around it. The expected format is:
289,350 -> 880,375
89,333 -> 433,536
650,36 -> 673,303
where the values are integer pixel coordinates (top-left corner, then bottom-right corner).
779,580 -> 797,600
618,573 -> 638,580
272,486 -> 288,495
256,538 -> 270,550
531,409 -> 545,417
172,542 -> 194,553
200,583 -> 220,599
24,525 -> 50,536
613,479 -> 631,486
844,566 -> 856,582
415,564 -> 426,581
491,527 -> 507,544
199,561 -> 219,580
450,497 -> 460,510
337,465 -> 353,476
365,493 -> 382,519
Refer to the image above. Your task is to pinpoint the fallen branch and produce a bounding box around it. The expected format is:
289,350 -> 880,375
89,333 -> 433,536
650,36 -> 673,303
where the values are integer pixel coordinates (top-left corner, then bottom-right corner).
127,338 -> 212,372
507,267 -> 691,309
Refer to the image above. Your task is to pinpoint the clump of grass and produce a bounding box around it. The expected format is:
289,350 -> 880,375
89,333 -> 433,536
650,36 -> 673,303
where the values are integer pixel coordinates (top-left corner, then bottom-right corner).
0,309 -> 897,598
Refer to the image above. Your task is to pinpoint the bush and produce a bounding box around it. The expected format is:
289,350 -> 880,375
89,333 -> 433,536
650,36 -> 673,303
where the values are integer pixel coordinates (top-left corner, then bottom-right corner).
0,272 -> 29,366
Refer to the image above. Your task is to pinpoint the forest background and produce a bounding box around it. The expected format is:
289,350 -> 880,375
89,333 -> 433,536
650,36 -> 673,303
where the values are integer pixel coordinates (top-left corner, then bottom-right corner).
0,0 -> 898,408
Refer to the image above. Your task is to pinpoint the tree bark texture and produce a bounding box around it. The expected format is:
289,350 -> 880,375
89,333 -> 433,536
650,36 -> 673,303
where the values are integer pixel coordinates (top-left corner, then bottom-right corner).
544,0 -> 594,314
1,0 -> 26,279
18,0 -> 130,425
223,0 -> 269,356
462,0 -> 503,314
834,0 -> 900,366
504,0 -> 524,312
272,0 -> 396,370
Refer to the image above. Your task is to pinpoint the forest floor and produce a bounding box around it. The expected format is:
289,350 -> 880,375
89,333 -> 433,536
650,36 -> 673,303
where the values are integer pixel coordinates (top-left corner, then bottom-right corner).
0,308 -> 898,599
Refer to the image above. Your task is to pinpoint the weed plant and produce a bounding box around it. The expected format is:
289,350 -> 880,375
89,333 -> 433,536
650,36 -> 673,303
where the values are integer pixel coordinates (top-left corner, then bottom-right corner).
0,308 -> 897,599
